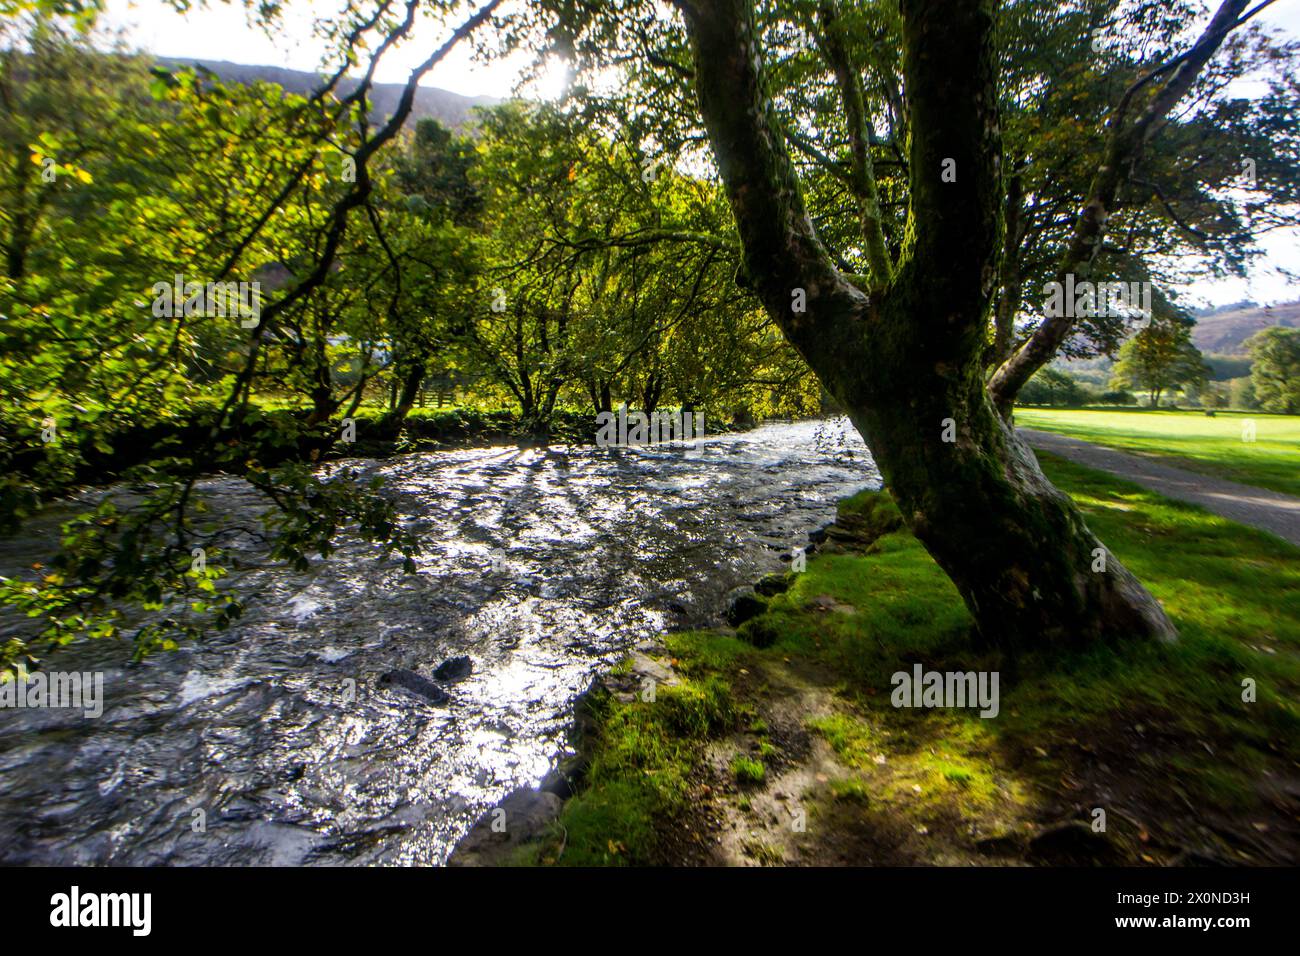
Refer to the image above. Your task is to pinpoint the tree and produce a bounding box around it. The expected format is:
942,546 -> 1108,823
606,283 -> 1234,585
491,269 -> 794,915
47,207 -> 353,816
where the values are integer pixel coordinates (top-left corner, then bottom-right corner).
510,0 -> 1282,648
984,1 -> 1300,374
394,118 -> 483,225
1229,375 -> 1259,410
639,0 -> 1211,648
1098,389 -> 1136,407
1245,326 -> 1300,413
1018,368 -> 1085,407
1196,381 -> 1228,410
461,100 -> 814,431
1110,321 -> 1209,408
986,0 -> 1297,406
0,2 -> 496,674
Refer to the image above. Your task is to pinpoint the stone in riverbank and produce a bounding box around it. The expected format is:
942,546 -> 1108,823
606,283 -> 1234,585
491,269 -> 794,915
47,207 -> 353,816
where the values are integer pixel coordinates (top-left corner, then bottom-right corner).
448,788 -> 564,866
725,588 -> 768,627
754,572 -> 793,597
433,655 -> 473,682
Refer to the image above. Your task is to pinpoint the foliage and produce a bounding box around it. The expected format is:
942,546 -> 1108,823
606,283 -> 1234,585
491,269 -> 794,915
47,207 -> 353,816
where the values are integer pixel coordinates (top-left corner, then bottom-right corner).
1246,326 -> 1300,413
1097,388 -> 1136,406
1017,367 -> 1090,407
1110,320 -> 1210,407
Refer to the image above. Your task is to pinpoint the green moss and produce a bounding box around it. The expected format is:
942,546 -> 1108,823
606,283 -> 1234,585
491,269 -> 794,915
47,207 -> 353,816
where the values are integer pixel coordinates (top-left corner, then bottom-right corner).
808,710 -> 1015,819
543,643 -> 742,864
550,780 -> 658,866
828,777 -> 873,802
664,630 -> 754,676
737,616 -> 782,648
657,677 -> 735,738
836,487 -> 905,540
807,713 -> 879,768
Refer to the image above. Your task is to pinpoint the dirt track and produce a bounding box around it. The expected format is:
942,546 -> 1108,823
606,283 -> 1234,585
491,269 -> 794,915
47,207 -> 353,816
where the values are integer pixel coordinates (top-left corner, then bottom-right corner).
1021,428 -> 1300,548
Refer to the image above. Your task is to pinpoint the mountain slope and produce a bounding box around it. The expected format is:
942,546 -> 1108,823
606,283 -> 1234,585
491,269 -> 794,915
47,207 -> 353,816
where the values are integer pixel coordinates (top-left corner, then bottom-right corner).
153,57 -> 499,130
1191,301 -> 1300,355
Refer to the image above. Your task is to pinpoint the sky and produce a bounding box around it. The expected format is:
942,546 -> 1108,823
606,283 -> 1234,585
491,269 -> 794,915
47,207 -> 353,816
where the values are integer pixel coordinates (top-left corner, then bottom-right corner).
101,0 -> 1300,308
103,0 -> 553,99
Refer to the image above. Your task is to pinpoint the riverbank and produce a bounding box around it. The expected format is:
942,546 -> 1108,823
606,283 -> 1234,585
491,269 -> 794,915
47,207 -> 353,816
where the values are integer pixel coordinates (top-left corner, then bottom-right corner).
0,403 -> 755,509
453,453 -> 1300,866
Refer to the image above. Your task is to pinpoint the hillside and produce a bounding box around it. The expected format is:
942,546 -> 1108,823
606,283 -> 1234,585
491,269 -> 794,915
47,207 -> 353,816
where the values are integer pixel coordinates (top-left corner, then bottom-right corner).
1190,300 -> 1300,355
153,57 -> 500,130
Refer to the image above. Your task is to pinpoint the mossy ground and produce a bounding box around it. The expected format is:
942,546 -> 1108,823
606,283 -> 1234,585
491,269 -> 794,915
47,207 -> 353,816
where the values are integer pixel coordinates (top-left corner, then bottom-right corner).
524,453 -> 1300,866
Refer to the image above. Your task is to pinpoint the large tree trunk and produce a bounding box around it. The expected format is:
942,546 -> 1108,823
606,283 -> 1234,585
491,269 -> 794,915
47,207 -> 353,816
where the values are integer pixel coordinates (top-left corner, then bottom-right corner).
678,0 -> 1176,648
844,356 -> 1173,648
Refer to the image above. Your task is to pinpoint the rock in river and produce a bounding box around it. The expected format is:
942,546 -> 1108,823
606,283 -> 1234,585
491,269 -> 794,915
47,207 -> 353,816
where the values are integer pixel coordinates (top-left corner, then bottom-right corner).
433,655 -> 474,683
378,669 -> 450,704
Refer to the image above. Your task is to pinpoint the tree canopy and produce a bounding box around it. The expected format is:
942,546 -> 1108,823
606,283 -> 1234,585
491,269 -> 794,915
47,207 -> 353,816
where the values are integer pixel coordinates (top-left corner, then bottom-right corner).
0,0 -> 1294,671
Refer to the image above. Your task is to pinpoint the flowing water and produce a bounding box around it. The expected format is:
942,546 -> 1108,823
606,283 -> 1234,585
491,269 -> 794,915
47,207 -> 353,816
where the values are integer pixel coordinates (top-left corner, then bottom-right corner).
0,418 -> 878,865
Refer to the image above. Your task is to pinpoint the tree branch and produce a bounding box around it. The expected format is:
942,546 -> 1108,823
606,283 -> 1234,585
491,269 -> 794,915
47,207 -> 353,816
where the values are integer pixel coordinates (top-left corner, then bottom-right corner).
672,0 -> 868,382
988,0 -> 1254,410
814,0 -> 892,287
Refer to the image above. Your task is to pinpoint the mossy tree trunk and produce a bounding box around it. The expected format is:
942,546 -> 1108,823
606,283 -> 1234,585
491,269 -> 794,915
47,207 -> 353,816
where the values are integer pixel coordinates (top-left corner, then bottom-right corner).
677,0 -> 1176,648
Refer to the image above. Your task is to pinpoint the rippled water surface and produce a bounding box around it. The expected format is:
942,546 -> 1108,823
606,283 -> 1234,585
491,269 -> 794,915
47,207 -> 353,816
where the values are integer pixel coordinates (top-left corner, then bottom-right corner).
0,418 -> 878,865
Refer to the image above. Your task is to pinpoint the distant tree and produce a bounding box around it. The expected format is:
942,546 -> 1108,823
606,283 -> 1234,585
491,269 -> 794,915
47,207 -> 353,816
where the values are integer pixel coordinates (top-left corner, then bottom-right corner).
1111,322 -> 1210,407
1245,326 -> 1300,413
1228,375 -> 1259,410
1018,367 -> 1085,406
1098,389 -> 1137,406
394,119 -> 482,225
1191,381 -> 1228,409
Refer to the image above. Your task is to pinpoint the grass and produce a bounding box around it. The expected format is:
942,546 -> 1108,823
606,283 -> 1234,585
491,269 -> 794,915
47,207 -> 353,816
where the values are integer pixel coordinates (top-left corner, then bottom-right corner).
1015,407 -> 1300,497
741,838 -> 785,865
731,755 -> 767,784
529,452 -> 1300,866
536,636 -> 745,866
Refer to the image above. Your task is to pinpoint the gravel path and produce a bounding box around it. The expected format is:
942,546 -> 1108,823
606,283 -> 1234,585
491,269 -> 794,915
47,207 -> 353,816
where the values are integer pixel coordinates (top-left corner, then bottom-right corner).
1021,427 -> 1300,548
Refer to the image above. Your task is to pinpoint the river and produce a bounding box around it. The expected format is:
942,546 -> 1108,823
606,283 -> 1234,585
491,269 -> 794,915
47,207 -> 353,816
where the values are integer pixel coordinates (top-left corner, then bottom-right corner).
0,417 -> 878,864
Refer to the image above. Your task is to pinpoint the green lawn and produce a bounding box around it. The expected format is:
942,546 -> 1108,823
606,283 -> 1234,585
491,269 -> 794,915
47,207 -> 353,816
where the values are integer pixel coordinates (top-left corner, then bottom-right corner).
1015,407 -> 1300,498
